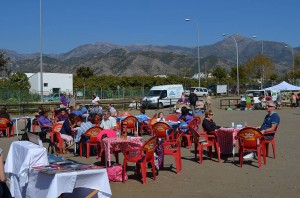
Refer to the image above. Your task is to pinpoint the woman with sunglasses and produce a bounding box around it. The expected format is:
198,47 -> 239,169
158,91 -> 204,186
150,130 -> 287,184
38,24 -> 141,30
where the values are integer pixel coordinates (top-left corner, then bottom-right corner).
202,110 -> 221,134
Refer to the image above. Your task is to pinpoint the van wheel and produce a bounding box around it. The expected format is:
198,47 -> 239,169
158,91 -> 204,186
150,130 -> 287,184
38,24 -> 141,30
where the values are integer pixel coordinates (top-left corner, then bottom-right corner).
203,94 -> 206,97
159,102 -> 163,109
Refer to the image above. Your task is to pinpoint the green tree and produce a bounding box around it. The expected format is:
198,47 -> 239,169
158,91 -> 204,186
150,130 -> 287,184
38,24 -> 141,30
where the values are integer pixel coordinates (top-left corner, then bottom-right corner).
212,67 -> 227,83
230,65 -> 248,83
9,72 -> 30,90
295,52 -> 300,70
244,54 -> 274,86
76,66 -> 94,99
0,51 -> 11,77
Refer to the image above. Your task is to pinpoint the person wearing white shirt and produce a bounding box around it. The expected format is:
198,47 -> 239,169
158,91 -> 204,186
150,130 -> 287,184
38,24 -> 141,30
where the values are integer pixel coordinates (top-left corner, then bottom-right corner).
91,94 -> 100,104
156,112 -> 165,122
100,111 -> 117,130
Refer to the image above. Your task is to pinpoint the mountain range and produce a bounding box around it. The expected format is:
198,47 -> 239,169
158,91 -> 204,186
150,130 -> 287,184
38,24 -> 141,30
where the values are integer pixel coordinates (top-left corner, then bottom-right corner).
2,34 -> 299,77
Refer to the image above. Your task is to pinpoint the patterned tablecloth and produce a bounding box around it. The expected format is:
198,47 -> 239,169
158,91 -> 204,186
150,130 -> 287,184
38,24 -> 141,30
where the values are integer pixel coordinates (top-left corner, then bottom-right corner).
215,127 -> 240,154
101,137 -> 143,166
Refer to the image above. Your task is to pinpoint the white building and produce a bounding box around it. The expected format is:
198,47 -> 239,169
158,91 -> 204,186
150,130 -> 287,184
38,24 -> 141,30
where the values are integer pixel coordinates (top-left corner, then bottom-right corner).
26,72 -> 73,95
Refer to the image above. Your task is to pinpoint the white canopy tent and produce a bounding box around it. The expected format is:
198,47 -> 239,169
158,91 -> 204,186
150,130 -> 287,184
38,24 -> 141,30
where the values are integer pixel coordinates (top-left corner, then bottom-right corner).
264,81 -> 300,91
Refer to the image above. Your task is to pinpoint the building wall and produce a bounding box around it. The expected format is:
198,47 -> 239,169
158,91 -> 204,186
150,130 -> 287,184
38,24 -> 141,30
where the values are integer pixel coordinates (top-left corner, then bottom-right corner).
27,72 -> 73,95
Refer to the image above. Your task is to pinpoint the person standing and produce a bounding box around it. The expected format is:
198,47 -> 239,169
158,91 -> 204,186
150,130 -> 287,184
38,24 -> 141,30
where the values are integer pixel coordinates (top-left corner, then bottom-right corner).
290,93 -> 297,108
188,90 -> 198,116
60,92 -> 67,108
180,92 -> 185,103
205,93 -> 212,111
276,91 -> 282,110
67,93 -> 76,112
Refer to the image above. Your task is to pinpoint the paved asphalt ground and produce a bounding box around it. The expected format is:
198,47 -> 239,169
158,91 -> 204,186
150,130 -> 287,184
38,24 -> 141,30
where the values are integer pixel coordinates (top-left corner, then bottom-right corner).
1,99 -> 300,198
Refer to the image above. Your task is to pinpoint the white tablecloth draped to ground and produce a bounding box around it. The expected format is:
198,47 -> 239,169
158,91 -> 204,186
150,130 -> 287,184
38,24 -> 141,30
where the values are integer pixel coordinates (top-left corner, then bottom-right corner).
4,141 -> 49,198
26,169 -> 111,198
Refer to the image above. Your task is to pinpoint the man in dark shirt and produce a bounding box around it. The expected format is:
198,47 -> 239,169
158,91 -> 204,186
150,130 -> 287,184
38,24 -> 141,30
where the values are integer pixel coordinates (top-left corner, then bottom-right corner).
188,90 -> 198,116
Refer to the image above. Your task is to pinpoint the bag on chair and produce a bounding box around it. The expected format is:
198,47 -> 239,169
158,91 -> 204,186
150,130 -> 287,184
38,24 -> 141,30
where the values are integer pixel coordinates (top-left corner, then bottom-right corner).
106,164 -> 128,182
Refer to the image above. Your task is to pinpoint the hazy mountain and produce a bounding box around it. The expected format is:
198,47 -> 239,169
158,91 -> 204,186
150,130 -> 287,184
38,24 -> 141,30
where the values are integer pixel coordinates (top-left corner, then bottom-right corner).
2,34 -> 299,76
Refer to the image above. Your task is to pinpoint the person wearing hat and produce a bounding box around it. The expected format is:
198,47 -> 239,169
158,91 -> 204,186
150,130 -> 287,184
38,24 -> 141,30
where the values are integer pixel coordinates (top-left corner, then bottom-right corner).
89,101 -> 102,116
244,101 -> 280,160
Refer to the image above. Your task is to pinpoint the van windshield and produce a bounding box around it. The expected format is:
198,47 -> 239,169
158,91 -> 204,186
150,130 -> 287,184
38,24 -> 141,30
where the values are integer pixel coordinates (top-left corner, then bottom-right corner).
146,90 -> 161,97
245,91 -> 264,97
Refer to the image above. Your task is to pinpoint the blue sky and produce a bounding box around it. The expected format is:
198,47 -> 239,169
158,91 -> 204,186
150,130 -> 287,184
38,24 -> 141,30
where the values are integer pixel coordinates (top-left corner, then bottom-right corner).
0,0 -> 299,53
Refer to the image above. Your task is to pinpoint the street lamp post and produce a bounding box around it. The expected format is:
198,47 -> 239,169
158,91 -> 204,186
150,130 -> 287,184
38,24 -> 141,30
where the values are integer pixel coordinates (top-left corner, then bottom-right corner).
222,34 -> 239,95
285,45 -> 295,84
252,36 -> 263,54
185,18 -> 201,88
40,0 -> 43,101
252,36 -> 264,89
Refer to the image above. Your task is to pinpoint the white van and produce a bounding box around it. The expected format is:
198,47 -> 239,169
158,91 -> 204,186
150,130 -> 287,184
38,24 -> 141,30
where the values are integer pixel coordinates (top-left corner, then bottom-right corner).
244,89 -> 271,109
142,84 -> 184,109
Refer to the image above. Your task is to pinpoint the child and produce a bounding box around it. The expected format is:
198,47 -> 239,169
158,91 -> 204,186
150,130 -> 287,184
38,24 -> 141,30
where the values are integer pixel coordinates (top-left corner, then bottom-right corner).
179,115 -> 188,134
156,112 -> 165,122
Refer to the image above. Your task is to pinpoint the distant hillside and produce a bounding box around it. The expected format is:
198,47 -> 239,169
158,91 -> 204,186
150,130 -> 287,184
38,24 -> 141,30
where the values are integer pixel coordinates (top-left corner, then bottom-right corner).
2,34 -> 299,76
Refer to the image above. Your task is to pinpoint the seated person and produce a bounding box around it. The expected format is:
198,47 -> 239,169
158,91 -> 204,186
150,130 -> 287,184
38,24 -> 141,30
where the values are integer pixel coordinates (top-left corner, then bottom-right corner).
22,106 -> 44,132
0,107 -> 13,137
107,103 -> 117,117
89,102 -> 102,116
156,112 -> 165,122
178,115 -> 188,134
137,108 -> 150,124
38,111 -> 53,133
259,101 -> 280,140
100,110 -> 117,130
202,110 -> 221,134
71,105 -> 84,116
244,101 -> 280,160
174,101 -> 181,114
137,108 -> 150,134
74,115 -> 94,143
59,113 -> 77,149
56,108 -> 69,122
177,107 -> 193,124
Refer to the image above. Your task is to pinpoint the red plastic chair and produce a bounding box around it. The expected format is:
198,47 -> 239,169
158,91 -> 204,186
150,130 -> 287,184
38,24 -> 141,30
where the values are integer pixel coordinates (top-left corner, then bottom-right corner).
0,118 -> 14,138
141,117 -> 157,135
51,123 -> 64,154
120,112 -> 133,117
123,136 -> 158,184
163,132 -> 183,173
165,114 -> 178,122
122,116 -> 139,135
194,115 -> 202,127
181,118 -> 197,148
236,127 -> 266,168
80,126 -> 103,158
190,127 -> 220,164
152,122 -> 174,140
263,125 -> 279,159
32,119 -> 39,133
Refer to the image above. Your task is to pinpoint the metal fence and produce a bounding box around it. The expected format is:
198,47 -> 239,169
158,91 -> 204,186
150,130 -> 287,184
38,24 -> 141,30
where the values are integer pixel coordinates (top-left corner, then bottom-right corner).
0,87 -> 150,104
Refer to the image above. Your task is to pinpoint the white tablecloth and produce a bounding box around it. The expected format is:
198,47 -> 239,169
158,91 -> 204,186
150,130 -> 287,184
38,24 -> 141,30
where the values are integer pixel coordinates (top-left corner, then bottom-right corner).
4,141 -> 49,198
26,169 -> 112,198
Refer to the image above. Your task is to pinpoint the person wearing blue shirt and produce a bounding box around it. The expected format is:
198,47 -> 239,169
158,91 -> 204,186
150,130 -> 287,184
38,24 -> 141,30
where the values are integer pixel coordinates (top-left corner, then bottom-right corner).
259,101 -> 280,140
179,115 -> 188,134
244,101 -> 280,160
